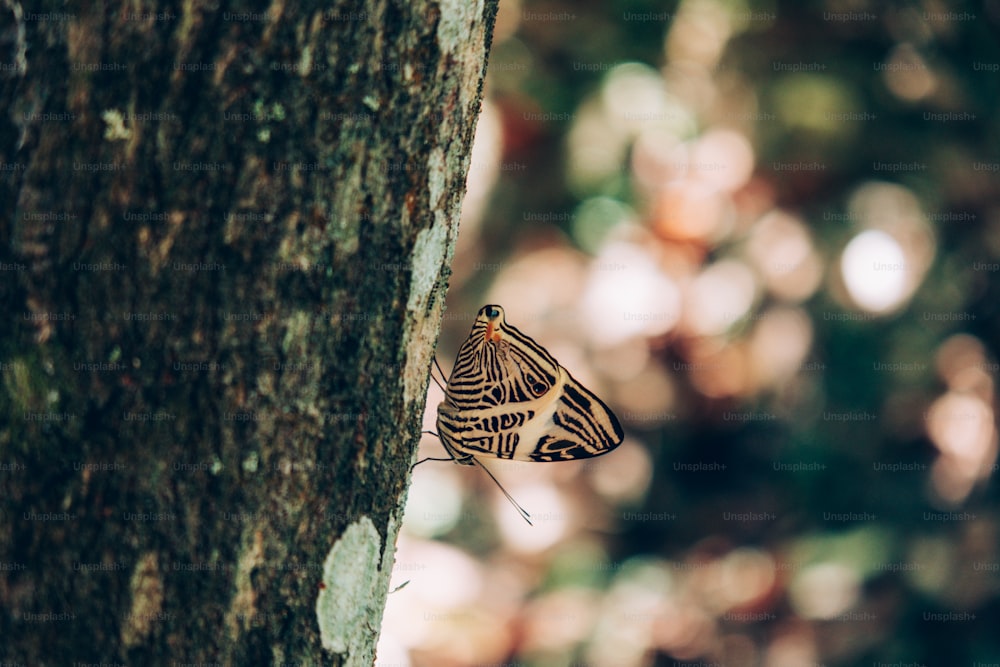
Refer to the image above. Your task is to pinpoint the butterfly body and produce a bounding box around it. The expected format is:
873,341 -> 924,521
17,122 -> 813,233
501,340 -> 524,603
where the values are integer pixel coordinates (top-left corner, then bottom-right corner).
437,305 -> 624,464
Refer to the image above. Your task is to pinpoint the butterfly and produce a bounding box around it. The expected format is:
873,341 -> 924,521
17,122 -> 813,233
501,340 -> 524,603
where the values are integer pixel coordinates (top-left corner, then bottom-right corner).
421,305 -> 624,523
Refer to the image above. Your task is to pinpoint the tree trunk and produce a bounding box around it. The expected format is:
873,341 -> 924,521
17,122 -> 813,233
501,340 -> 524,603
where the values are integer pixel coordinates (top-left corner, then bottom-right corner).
0,1 -> 497,664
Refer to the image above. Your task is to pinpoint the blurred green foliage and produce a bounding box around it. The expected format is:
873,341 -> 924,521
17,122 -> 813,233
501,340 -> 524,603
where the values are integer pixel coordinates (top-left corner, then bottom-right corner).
407,2 -> 1000,666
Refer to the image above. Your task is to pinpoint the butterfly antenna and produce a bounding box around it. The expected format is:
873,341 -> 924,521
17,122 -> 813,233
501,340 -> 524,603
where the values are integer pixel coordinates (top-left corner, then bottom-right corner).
472,458 -> 533,525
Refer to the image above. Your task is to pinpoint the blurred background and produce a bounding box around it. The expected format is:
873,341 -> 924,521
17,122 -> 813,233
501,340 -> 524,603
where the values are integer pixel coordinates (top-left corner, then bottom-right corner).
382,1 -> 1000,665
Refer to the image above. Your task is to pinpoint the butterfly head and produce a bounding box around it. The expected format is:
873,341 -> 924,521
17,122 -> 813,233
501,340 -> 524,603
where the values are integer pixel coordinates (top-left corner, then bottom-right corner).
479,304 -> 505,345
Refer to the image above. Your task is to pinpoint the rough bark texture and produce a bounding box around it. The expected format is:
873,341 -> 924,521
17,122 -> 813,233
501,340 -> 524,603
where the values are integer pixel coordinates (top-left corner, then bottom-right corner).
0,1 -> 496,664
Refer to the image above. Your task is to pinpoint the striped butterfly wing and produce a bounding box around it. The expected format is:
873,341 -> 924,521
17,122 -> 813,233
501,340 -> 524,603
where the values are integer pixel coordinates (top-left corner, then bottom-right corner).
437,305 -> 624,463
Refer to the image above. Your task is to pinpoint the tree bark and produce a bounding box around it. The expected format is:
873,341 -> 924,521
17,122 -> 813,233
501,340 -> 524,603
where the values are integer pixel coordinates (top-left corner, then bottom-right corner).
0,1 -> 496,664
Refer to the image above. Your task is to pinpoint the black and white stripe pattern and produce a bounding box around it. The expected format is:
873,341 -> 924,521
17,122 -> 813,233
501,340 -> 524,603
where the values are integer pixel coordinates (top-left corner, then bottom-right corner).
437,305 -> 624,463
